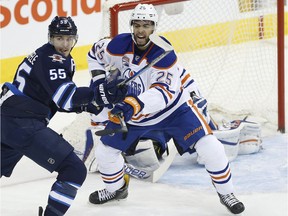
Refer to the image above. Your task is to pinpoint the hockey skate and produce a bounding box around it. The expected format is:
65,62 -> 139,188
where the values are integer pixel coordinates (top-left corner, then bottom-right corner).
218,193 -> 245,214
89,174 -> 130,204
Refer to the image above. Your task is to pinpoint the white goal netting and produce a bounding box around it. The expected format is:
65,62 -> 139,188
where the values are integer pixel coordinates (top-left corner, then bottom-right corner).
101,0 -> 282,128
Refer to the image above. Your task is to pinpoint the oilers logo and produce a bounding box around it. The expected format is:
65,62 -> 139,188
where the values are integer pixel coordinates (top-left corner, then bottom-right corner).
123,68 -> 143,96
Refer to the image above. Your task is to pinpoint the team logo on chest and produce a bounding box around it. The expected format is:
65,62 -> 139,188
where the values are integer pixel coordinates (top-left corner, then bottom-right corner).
49,54 -> 66,63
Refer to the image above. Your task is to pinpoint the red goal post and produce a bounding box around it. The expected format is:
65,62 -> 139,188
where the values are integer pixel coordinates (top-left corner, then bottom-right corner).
101,0 -> 285,132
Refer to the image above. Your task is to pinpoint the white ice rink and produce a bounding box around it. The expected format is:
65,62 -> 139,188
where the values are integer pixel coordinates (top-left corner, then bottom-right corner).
1,70 -> 287,216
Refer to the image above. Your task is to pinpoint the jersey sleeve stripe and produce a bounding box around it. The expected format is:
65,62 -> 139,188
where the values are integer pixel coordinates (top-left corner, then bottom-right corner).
92,74 -> 105,83
181,73 -> 191,85
150,83 -> 173,99
53,82 -> 75,110
154,87 -> 169,105
62,86 -> 76,111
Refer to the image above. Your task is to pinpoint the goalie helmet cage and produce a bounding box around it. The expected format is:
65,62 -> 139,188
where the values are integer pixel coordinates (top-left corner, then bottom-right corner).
101,0 -> 285,133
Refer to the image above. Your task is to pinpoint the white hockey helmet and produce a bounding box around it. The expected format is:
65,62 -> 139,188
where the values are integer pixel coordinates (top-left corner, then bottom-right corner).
130,4 -> 158,48
130,4 -> 159,31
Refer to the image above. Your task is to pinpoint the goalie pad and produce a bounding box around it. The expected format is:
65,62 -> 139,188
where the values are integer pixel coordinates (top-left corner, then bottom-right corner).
123,139 -> 160,180
73,129 -> 94,163
197,117 -> 262,165
220,118 -> 262,155
217,117 -> 262,155
72,125 -> 105,173
124,138 -> 177,182
237,120 -> 262,154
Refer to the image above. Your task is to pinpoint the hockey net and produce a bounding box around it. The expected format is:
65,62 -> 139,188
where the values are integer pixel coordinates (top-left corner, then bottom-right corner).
100,0 -> 285,131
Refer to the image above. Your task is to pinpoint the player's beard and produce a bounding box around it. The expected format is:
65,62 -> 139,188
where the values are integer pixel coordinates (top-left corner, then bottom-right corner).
135,36 -> 149,49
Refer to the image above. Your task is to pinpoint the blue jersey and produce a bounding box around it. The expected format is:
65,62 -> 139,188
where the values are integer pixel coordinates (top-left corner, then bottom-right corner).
1,43 -> 93,120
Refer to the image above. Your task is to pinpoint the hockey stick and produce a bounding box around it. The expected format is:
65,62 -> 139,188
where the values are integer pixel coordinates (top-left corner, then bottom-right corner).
117,33 -> 174,87
95,114 -> 128,136
146,139 -> 177,182
95,34 -> 174,137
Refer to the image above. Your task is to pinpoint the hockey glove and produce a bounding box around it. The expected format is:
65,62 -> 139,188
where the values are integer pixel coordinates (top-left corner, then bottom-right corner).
109,95 -> 144,123
81,103 -> 104,115
93,77 -> 128,106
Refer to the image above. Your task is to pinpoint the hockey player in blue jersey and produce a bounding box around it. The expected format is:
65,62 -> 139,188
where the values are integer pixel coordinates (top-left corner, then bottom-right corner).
0,16 -> 127,215
88,3 -> 245,215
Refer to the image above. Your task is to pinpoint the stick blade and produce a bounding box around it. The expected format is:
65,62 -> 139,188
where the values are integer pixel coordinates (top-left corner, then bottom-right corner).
149,33 -> 173,52
95,129 -> 116,136
95,127 -> 128,136
147,139 -> 177,183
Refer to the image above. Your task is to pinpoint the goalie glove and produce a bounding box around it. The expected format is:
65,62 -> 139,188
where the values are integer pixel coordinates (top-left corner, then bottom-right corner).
109,95 -> 144,123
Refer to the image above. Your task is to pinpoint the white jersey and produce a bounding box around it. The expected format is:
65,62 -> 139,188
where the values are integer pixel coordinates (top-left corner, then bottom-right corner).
88,34 -> 193,126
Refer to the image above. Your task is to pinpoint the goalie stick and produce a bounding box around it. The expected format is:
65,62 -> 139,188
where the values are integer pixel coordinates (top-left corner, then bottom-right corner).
147,139 -> 177,182
95,34 -> 174,136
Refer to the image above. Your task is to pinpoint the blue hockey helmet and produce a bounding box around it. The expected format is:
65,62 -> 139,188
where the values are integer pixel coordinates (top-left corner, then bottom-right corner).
48,16 -> 77,36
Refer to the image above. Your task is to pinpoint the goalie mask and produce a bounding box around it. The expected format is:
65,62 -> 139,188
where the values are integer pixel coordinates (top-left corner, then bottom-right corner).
48,16 -> 78,48
130,4 -> 159,48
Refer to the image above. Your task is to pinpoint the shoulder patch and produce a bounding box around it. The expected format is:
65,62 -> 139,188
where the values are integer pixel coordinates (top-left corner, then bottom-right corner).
27,52 -> 38,65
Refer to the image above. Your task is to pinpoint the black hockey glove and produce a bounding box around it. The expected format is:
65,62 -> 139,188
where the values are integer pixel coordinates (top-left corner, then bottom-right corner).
93,75 -> 128,106
81,103 -> 104,115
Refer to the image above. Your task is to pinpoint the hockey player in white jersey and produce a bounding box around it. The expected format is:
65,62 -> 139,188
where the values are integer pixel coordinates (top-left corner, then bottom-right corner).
85,35 -> 261,181
87,4 -> 245,214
